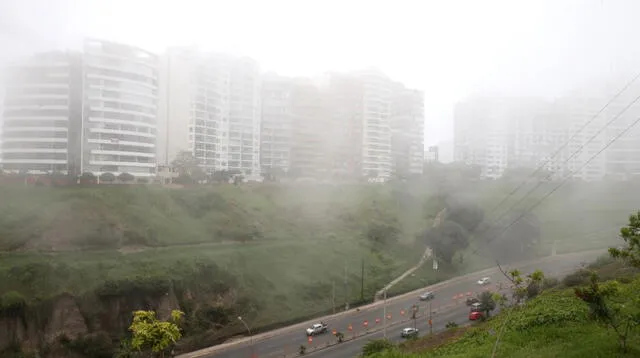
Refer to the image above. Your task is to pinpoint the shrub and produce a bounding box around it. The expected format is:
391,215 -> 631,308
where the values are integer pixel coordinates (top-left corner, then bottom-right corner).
562,269 -> 591,287
118,172 -> 135,183
0,291 -> 27,317
362,339 -> 395,356
99,173 -> 116,183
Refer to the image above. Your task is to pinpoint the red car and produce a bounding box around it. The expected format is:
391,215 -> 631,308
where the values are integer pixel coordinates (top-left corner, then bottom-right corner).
469,303 -> 484,321
469,311 -> 484,321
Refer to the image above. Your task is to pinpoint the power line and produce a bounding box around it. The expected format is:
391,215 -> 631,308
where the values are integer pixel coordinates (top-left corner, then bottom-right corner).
471,95 -> 640,257
484,72 -> 640,221
469,85 -> 640,253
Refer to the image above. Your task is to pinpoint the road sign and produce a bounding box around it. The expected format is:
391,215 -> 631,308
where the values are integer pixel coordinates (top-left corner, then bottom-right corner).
308,336 -> 313,344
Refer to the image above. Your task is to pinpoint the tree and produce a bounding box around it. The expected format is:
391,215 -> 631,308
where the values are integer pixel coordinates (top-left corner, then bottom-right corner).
79,172 -> 97,185
99,172 -> 116,183
118,172 -> 135,183
485,210 -> 541,263
129,310 -> 184,358
362,339 -> 395,356
498,267 -> 545,305
574,272 -> 640,352
446,202 -> 485,232
609,211 -> 640,268
424,220 -> 469,264
478,291 -> 496,317
171,151 -> 205,183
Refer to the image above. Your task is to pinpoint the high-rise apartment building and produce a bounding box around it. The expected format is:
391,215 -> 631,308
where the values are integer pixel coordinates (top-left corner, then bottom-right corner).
82,39 -> 159,177
158,48 -> 261,178
390,84 -> 425,176
1,51 -> 81,174
453,82 -> 640,181
453,96 -> 549,179
260,69 -> 423,181
1,39 -> 159,178
260,73 -> 293,173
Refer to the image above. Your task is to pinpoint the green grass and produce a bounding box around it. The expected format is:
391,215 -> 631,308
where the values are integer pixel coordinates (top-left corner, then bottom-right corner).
0,236 -> 424,327
372,264 -> 640,358
1,179 -> 638,355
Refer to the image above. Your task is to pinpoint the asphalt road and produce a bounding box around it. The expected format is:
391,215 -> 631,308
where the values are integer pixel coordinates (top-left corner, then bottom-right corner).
183,250 -> 603,358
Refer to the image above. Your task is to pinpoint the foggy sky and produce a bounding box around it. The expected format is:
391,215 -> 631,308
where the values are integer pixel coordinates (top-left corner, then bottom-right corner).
2,0 -> 640,146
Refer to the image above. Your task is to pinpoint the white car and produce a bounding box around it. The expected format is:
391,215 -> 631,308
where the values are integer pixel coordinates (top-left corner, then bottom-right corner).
306,323 -> 328,336
419,291 -> 435,301
401,327 -> 419,338
477,277 -> 491,285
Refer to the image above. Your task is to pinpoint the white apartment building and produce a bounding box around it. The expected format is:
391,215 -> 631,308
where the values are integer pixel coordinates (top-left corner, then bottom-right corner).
82,39 -> 159,178
453,84 -> 640,182
390,84 -> 425,176
1,51 -> 82,175
357,70 -> 393,178
1,40 -> 160,179
454,97 -> 549,179
158,48 -> 261,178
260,73 -> 293,173
260,70 -> 423,181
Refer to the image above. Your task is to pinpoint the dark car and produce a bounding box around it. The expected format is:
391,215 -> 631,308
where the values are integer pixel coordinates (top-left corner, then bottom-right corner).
466,297 -> 479,306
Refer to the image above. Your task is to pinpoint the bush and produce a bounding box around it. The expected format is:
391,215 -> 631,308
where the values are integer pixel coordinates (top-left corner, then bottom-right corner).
562,269 -> 591,287
0,291 -> 27,317
446,321 -> 458,329
362,339 -> 395,356
100,173 -> 116,183
118,172 -> 135,183
61,332 -> 114,358
543,277 -> 559,289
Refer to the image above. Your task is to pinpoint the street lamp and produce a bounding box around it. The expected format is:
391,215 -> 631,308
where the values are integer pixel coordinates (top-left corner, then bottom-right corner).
382,288 -> 388,338
238,316 -> 254,358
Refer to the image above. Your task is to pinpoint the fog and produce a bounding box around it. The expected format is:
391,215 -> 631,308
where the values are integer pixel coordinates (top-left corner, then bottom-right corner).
1,1 -> 640,356
3,0 -> 640,145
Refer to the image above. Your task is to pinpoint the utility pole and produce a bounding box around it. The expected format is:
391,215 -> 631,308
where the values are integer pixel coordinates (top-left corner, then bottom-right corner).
344,260 -> 349,311
332,280 -> 336,314
360,258 -> 364,301
429,301 -> 433,335
383,289 -> 387,338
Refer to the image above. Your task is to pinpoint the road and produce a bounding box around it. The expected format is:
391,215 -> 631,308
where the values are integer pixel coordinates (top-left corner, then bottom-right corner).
180,250 -> 603,358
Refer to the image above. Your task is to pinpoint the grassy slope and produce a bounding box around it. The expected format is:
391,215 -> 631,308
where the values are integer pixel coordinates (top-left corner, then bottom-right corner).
0,183 -> 431,328
1,179 -> 638,328
376,261 -> 640,358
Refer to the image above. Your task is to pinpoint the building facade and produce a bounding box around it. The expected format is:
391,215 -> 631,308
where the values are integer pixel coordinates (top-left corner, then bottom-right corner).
452,84 -> 640,181
260,73 -> 293,173
390,84 -> 425,176
1,51 -> 82,175
1,39 -> 160,178
158,48 -> 261,178
259,69 -> 424,181
82,39 -> 159,178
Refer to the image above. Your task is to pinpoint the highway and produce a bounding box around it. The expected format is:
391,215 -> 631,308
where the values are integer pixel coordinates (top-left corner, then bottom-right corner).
179,250 -> 603,358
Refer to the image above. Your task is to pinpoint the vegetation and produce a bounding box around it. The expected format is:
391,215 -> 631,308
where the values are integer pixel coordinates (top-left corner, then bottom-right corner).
128,310 -> 184,357
1,169 -> 638,356
362,211 -> 640,358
